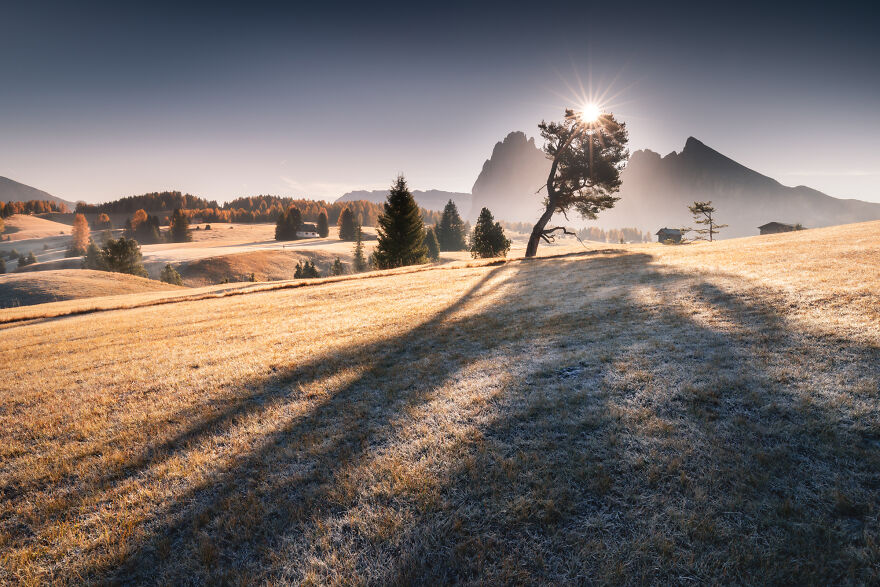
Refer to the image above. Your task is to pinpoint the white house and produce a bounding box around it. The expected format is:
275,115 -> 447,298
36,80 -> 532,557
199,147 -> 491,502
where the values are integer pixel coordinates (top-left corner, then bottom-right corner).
296,222 -> 320,238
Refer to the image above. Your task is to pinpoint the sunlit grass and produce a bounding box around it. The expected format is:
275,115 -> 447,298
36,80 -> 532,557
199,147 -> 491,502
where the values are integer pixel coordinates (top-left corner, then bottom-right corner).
1,221 -> 878,583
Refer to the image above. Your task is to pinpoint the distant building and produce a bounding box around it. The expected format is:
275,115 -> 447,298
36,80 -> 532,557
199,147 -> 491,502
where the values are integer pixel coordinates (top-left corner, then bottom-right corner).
655,228 -> 682,243
296,222 -> 319,238
758,222 -> 796,235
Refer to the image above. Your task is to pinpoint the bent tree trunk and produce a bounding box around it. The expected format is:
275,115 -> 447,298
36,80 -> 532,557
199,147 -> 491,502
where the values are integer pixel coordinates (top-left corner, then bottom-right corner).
525,204 -> 555,257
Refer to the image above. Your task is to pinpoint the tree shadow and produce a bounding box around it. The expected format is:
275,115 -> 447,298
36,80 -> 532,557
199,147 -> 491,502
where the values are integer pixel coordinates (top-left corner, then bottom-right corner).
20,250 -> 879,583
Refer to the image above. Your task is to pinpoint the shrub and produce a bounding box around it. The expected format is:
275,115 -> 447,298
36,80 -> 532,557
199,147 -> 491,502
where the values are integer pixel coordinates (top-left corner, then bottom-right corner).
294,260 -> 320,279
18,251 -> 37,267
159,264 -> 184,285
330,257 -> 346,276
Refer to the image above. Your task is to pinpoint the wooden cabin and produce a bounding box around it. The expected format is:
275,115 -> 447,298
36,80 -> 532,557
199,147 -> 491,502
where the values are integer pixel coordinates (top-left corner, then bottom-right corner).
758,222 -> 796,235
655,228 -> 682,243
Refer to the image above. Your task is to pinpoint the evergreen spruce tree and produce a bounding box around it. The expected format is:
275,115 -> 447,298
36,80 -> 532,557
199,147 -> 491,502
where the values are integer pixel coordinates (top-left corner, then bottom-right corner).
101,237 -> 148,276
169,208 -> 192,243
470,207 -> 511,259
317,211 -> 330,237
338,208 -> 357,241
286,206 -> 302,239
372,176 -> 428,269
436,199 -> 467,251
352,225 -> 368,272
425,226 -> 440,261
82,241 -> 106,270
18,251 -> 37,267
330,257 -> 345,276
160,264 -> 184,285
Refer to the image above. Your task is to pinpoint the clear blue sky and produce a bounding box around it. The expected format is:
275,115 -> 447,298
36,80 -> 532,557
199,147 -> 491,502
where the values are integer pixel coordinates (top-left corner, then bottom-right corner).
1,0 -> 877,203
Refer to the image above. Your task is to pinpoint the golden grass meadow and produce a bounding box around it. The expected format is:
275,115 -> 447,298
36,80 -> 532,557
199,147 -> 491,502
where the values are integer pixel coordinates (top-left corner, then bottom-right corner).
1,221 -> 879,584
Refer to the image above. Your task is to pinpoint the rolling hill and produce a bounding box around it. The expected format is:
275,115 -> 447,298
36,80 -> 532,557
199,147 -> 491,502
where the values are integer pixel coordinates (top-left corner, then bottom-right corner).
1,221 -> 878,583
0,269 -> 182,308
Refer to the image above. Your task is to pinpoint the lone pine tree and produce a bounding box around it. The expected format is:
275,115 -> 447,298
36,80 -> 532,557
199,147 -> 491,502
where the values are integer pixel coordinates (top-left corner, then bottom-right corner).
526,108 -> 629,257
372,175 -> 427,269
436,199 -> 467,251
338,208 -> 357,241
470,207 -> 511,258
688,201 -> 727,241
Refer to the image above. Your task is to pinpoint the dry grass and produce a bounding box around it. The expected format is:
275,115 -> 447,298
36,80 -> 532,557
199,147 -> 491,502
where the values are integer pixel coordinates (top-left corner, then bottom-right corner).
0,214 -> 71,241
0,270 -> 183,308
0,222 -> 878,584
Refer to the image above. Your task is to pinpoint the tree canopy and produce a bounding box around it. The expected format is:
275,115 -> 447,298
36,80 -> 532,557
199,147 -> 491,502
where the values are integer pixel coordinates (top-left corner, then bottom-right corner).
526,109 -> 629,257
687,201 -> 727,242
436,200 -> 467,251
470,207 -> 511,258
372,176 -> 428,269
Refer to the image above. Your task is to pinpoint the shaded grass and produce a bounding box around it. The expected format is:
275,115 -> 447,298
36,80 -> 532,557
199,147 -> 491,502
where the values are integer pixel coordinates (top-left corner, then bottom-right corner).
1,225 -> 879,583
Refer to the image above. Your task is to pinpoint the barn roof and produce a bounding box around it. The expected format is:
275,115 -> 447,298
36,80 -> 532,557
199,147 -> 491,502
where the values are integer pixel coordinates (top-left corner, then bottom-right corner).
655,227 -> 682,235
758,222 -> 795,229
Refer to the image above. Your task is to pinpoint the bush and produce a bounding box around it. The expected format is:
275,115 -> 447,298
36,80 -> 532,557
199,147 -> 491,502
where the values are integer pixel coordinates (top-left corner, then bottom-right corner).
205,224 -> 211,230
18,251 -> 37,267
159,264 -> 184,285
84,238 -> 147,277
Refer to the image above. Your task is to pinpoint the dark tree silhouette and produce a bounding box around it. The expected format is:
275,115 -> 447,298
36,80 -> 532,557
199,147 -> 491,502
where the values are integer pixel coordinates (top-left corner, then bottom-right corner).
317,211 -> 330,237
352,226 -> 368,272
372,175 -> 428,269
160,264 -> 184,285
275,206 -> 302,241
470,207 -> 511,258
169,208 -> 192,243
687,201 -> 727,241
436,199 -> 467,251
425,226 -> 440,261
526,109 -> 629,257
338,208 -> 357,241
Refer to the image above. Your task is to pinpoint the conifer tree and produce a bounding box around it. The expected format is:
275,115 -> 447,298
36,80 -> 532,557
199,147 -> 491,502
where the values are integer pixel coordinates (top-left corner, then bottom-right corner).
317,211 -> 330,237
160,264 -> 184,285
18,251 -> 37,267
470,207 -> 511,258
687,201 -> 727,241
330,257 -> 346,275
0,258 -> 5,274
338,208 -> 357,241
100,237 -> 148,276
425,226 -> 440,261
372,175 -> 428,269
169,208 -> 192,243
286,206 -> 302,239
436,199 -> 467,251
352,225 -> 368,272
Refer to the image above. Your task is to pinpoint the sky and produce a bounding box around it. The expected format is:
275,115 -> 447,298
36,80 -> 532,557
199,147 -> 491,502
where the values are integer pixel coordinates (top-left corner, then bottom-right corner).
1,0 -> 878,204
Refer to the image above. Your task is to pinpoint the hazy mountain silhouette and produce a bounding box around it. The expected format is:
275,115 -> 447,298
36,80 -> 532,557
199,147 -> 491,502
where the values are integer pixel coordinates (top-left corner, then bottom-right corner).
0,176 -> 75,209
336,189 -> 471,214
469,131 -> 550,222
465,133 -> 880,237
599,137 -> 880,237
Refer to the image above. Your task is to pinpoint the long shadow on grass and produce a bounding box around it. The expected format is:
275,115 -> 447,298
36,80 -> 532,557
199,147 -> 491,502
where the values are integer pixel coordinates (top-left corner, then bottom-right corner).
66,252 -> 880,583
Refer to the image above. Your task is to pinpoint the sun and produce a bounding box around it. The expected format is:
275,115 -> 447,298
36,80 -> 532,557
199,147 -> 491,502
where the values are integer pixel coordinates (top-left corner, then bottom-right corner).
578,102 -> 601,122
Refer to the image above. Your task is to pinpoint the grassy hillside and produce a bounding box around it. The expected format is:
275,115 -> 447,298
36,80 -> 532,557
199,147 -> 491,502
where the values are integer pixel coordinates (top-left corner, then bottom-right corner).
0,214 -> 72,241
0,270 -> 182,308
0,222 -> 878,583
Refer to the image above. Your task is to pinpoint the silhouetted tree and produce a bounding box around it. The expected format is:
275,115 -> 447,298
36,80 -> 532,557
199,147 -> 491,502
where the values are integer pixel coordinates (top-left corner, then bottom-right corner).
294,260 -> 320,279
275,206 -> 302,240
687,201 -> 727,241
0,258 -> 5,274
372,175 -> 428,269
169,208 -> 192,242
317,211 -> 330,237
352,225 -> 368,272
436,200 -> 467,251
330,257 -> 346,276
425,226 -> 440,261
526,108 -> 629,257
68,213 -> 90,256
85,237 -> 148,276
470,207 -> 511,258
160,264 -> 183,285
338,208 -> 357,241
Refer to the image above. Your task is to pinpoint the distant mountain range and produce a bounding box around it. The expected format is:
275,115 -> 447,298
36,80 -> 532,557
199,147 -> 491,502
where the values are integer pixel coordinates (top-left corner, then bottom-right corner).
337,189 -> 471,213
0,176 -> 75,209
366,132 -> 879,238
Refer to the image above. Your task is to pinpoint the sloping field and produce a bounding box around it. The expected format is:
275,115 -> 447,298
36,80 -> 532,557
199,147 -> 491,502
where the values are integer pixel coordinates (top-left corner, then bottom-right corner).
0,270 -> 182,308
0,222 -> 878,583
0,214 -> 71,241
176,249 -> 351,286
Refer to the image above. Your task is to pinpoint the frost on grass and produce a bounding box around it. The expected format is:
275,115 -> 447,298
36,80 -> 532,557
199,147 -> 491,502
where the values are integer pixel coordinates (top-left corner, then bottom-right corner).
0,222 -> 879,584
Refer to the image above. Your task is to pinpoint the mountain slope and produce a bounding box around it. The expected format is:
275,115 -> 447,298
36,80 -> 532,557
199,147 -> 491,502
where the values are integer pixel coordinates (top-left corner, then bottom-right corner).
336,189 -> 471,214
0,176 -> 74,208
600,137 -> 880,237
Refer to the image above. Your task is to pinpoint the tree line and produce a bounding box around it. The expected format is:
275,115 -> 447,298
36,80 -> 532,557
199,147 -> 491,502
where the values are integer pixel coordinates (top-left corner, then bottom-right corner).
1,200 -> 69,217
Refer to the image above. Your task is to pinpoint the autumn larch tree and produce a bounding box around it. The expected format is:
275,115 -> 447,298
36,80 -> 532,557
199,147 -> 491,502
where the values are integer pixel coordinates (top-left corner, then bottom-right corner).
687,201 -> 727,242
436,199 -> 467,251
68,213 -> 90,256
526,108 -> 629,257
372,175 -> 427,269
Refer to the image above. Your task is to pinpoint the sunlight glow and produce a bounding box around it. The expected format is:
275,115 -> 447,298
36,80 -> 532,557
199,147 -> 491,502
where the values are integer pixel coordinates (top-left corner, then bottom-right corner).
579,103 -> 601,122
